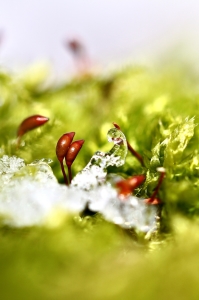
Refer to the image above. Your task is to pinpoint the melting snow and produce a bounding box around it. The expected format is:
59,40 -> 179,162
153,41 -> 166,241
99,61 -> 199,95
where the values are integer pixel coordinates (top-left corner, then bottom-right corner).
0,127 -> 158,232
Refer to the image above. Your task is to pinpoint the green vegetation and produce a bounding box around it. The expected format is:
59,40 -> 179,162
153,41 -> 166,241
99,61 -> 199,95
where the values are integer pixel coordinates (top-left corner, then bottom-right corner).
0,61 -> 199,299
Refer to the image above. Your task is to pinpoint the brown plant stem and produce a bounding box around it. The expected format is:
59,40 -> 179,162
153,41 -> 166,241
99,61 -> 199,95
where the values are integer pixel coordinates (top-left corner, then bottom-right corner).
67,165 -> 72,184
113,122 -> 144,166
60,161 -> 68,185
149,169 -> 165,202
126,141 -> 144,166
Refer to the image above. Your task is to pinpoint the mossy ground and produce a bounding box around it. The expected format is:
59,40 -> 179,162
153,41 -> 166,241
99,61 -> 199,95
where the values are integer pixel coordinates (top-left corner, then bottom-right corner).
0,62 -> 199,299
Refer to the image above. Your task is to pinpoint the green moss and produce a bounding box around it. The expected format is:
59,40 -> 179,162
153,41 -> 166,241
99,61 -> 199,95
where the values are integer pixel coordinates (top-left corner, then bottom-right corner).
1,62 -> 199,298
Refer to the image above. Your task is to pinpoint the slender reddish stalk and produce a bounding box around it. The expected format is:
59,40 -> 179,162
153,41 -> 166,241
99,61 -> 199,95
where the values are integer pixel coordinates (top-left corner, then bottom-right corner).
60,161 -> 68,185
67,165 -> 73,184
126,141 -> 144,166
113,122 -> 144,166
145,168 -> 166,205
149,168 -> 165,202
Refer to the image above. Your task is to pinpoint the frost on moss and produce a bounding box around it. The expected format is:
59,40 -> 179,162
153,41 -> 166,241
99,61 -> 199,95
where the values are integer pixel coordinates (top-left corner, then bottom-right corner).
0,126 -> 157,233
1,62 -> 199,299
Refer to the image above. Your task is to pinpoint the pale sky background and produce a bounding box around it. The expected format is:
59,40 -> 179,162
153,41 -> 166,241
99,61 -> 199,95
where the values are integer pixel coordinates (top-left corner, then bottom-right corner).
0,1 -> 199,76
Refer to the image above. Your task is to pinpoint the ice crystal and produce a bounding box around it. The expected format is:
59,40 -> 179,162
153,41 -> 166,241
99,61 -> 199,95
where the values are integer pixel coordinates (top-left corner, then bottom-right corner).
0,156 -> 87,226
0,155 -> 25,186
87,185 -> 157,232
0,180 -> 87,227
72,127 -> 128,189
0,127 -> 158,232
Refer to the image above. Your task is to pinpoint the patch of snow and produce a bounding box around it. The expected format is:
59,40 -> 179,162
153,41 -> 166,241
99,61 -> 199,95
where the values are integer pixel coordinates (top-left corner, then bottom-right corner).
0,127 -> 158,232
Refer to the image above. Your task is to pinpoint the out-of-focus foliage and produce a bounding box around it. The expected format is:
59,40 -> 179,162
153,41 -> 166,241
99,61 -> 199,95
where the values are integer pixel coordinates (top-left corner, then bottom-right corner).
1,62 -> 199,299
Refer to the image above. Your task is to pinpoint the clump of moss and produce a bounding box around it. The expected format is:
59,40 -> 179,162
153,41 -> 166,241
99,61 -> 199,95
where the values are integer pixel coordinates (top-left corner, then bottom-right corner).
1,61 -> 199,299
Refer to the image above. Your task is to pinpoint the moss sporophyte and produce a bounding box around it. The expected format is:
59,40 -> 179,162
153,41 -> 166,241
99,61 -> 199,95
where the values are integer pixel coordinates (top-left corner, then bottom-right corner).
56,132 -> 84,185
2,61 -> 199,299
56,132 -> 75,185
2,115 -> 164,231
17,115 -> 49,147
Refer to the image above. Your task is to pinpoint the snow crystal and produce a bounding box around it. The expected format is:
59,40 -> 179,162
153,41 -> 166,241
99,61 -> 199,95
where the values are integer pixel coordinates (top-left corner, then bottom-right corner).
72,127 -> 128,189
0,127 -> 158,232
0,155 -> 25,186
0,179 -> 88,227
0,155 -> 25,174
0,156 -> 88,227
87,185 -> 157,232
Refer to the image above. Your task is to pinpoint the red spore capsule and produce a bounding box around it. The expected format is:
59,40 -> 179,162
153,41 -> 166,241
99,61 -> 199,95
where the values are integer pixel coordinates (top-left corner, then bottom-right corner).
67,39 -> 83,55
56,132 -> 75,162
65,140 -> 84,167
17,115 -> 49,138
116,175 -> 146,199
145,197 -> 161,205
56,132 -> 76,185
113,122 -> 121,130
